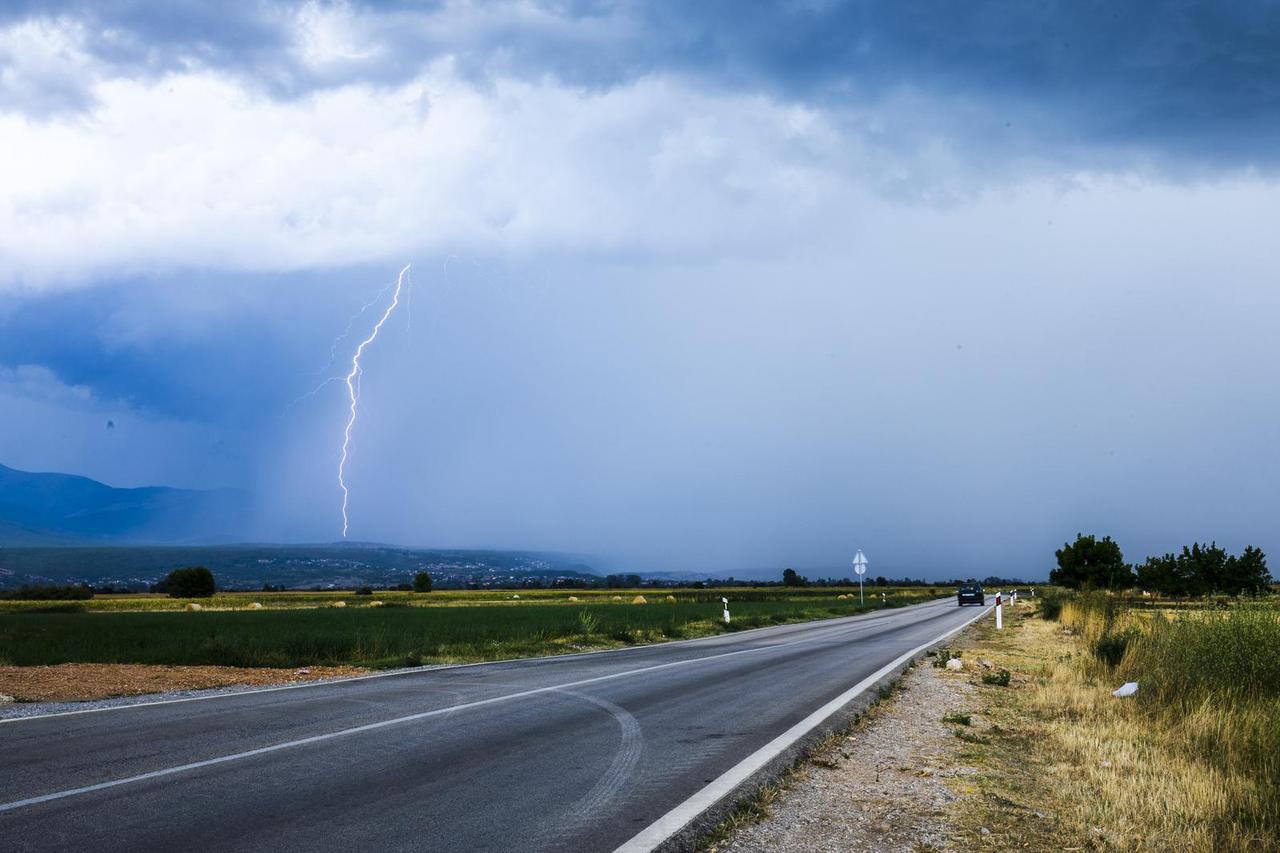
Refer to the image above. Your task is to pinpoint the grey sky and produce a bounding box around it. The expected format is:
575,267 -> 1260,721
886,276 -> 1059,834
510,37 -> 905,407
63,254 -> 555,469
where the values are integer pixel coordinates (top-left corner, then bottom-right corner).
1,2 -> 1278,577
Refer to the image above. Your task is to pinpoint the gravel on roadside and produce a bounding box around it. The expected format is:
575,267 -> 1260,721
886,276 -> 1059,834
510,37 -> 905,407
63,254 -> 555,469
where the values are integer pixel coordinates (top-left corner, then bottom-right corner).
711,657 -> 981,853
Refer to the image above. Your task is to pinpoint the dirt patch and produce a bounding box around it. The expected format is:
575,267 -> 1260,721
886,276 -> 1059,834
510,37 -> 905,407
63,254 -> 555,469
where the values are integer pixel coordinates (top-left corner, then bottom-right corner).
0,663 -> 368,702
712,658 -> 984,853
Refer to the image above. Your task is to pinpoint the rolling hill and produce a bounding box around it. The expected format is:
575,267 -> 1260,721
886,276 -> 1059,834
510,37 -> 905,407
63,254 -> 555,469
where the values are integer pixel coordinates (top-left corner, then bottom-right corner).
0,463 -> 249,546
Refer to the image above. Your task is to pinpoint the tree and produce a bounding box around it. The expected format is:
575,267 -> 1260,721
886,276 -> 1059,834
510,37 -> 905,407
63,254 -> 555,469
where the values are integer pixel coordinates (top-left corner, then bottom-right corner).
1225,545 -> 1272,594
1135,544 -> 1271,596
1137,553 -> 1184,596
159,566 -> 215,598
412,571 -> 433,593
782,568 -> 806,587
1050,534 -> 1132,589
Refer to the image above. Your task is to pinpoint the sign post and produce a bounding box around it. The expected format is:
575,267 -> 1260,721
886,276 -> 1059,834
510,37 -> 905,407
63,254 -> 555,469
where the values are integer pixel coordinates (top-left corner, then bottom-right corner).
721,596 -> 730,625
852,550 -> 868,605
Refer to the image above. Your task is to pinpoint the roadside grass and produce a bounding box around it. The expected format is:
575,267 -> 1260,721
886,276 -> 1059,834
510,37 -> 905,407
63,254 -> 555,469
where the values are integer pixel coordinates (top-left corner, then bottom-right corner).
0,586 -> 944,614
0,592 -> 940,669
956,593 -> 1280,851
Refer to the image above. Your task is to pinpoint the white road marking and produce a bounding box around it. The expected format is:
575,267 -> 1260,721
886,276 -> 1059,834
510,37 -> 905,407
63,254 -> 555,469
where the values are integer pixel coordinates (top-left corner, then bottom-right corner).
0,599 -> 950,726
0,625 -> 860,814
612,604 -> 994,853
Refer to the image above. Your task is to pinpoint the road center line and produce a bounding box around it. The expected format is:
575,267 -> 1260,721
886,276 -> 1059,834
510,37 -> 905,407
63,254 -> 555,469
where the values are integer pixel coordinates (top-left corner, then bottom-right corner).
612,603 -> 994,853
0,623 -> 862,814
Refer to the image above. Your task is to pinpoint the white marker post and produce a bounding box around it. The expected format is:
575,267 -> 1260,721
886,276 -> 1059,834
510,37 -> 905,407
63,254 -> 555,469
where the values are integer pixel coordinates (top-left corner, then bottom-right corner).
721,597 -> 730,625
852,550 -> 868,605
995,590 -> 1004,630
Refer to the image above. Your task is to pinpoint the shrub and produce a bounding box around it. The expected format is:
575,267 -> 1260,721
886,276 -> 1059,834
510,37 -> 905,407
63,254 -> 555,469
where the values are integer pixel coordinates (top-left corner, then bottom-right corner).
1092,628 -> 1138,667
2,584 -> 93,601
943,712 -> 972,726
1039,589 -> 1067,621
158,567 -> 215,598
355,586 -> 373,596
932,648 -> 960,668
576,609 -> 599,637
982,669 -> 1011,686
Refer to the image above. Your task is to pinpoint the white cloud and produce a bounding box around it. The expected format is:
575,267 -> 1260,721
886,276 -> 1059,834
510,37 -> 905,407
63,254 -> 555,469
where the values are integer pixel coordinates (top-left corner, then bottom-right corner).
0,363 -> 96,407
0,27 -> 862,291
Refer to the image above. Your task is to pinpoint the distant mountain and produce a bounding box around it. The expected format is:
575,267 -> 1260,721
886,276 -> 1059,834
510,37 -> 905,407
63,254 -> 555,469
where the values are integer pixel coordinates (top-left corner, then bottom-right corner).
0,542 -> 600,590
0,463 -> 249,546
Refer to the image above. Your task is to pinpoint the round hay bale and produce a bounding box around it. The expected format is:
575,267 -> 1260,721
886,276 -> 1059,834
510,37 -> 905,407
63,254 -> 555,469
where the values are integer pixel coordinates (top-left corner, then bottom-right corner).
512,594 -> 521,599
612,595 -> 623,601
247,602 -> 263,610
369,600 -> 384,607
567,596 -> 580,602
184,602 -> 203,612
665,595 -> 677,603
332,600 -> 347,608
632,595 -> 647,605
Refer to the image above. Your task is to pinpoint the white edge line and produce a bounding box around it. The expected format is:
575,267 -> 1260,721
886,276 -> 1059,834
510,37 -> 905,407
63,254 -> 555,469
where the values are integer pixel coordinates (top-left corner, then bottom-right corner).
0,623 -> 876,814
0,597 -> 954,725
611,603 -> 994,853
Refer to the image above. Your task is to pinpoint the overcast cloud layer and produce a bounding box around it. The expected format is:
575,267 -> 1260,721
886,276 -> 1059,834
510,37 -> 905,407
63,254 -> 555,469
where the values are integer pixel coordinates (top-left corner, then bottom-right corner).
2,2 -> 1278,577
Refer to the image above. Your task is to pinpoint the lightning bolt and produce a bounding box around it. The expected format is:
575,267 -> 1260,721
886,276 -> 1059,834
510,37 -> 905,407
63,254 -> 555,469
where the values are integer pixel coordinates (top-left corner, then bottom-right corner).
339,264 -> 411,537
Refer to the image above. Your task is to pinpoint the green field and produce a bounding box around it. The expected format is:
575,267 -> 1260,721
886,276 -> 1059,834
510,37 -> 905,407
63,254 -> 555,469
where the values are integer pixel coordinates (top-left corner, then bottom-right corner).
0,588 -> 943,668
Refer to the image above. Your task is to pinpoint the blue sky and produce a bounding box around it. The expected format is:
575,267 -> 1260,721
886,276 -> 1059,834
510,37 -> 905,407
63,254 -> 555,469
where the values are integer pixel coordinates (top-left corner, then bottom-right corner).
2,2 -> 1278,577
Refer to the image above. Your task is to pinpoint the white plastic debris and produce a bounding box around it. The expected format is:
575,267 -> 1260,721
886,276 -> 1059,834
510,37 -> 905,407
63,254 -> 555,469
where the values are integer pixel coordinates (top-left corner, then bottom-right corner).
945,658 -> 964,671
1112,682 -> 1139,697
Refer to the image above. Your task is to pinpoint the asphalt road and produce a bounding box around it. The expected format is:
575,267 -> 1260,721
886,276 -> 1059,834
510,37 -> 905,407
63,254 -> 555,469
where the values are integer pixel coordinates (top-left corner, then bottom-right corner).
1,597 -> 989,852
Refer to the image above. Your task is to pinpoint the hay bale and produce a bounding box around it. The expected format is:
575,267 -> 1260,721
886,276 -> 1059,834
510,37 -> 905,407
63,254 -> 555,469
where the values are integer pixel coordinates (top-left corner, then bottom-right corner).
369,600 -> 384,607
665,595 -> 677,603
632,595 -> 647,604
512,594 -> 521,599
612,595 -> 623,601
332,601 -> 347,608
247,602 -> 263,610
184,602 -> 203,612
567,596 -> 580,602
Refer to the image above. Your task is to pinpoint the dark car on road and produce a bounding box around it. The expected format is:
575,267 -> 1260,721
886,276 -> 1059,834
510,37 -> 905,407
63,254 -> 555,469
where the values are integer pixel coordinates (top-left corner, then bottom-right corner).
957,584 -> 984,606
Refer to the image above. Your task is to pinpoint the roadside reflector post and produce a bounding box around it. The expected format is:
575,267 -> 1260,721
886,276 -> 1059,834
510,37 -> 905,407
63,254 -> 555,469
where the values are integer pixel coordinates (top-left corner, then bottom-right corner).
721,596 -> 730,624
995,591 -> 1004,630
880,592 -> 886,606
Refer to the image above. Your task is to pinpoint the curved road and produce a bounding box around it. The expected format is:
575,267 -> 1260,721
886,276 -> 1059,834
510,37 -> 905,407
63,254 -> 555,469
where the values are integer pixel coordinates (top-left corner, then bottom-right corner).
0,597 -> 989,852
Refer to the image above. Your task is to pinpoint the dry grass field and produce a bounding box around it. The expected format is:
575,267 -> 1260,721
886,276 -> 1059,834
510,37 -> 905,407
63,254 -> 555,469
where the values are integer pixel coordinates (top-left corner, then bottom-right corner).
949,593 -> 1280,851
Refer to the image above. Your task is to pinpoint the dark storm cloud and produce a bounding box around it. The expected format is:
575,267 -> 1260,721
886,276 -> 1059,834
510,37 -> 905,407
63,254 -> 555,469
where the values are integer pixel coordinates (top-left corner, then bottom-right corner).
5,1 -> 1280,163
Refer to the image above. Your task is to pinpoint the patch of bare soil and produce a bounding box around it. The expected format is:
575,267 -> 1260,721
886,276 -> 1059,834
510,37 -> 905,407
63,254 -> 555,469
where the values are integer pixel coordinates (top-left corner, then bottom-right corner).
0,663 -> 368,702
713,661 -> 980,853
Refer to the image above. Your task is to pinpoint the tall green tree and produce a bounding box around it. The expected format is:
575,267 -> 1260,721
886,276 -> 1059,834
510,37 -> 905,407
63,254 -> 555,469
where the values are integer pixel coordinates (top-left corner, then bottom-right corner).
1223,545 -> 1272,595
1050,534 -> 1133,589
1136,543 -> 1271,596
782,568 -> 806,587
1137,553 -> 1185,596
412,571 -> 433,593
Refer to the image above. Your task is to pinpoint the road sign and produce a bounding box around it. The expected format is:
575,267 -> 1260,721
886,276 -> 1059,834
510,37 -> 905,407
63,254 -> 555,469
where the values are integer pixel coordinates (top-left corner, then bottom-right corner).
852,550 -> 868,604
